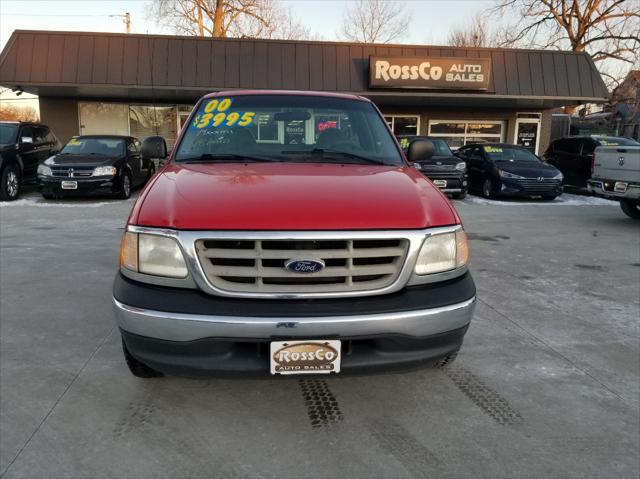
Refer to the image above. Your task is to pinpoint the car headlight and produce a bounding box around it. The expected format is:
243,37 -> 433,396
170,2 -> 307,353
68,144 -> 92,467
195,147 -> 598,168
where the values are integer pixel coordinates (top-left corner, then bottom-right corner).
553,172 -> 563,180
499,170 -> 524,179
455,162 -> 466,171
93,166 -> 117,176
37,164 -> 52,176
120,232 -> 188,278
415,230 -> 469,275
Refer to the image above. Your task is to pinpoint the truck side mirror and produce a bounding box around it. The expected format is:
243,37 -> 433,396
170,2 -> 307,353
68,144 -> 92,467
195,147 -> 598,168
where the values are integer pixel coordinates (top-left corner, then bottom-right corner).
407,139 -> 434,163
141,136 -> 167,159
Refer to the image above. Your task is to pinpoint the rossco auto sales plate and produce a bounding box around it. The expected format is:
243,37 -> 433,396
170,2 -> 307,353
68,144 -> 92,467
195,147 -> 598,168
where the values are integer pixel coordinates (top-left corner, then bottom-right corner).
270,340 -> 341,375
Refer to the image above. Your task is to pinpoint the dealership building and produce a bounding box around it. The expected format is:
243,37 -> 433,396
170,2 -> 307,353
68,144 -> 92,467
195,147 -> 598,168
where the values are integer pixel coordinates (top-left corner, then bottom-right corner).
0,30 -> 608,154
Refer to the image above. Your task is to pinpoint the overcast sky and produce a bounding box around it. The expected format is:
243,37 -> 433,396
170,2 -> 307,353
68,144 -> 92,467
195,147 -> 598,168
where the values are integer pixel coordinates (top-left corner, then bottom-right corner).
0,0 -> 495,48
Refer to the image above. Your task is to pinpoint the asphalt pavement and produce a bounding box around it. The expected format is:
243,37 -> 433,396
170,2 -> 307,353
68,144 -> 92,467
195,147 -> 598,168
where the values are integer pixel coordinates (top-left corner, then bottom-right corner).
1,189 -> 638,479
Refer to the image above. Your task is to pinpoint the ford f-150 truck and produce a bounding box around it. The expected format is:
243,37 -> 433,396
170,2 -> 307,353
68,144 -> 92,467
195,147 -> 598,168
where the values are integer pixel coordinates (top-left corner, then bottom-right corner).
587,143 -> 640,219
113,91 -> 475,377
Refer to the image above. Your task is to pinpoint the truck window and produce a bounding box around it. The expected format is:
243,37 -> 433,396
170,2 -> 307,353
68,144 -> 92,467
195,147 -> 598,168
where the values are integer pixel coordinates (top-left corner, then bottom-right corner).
174,95 -> 404,166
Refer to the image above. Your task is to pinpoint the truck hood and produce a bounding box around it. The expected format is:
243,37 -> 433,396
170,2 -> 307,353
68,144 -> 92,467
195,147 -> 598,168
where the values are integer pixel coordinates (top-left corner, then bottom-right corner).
133,162 -> 458,230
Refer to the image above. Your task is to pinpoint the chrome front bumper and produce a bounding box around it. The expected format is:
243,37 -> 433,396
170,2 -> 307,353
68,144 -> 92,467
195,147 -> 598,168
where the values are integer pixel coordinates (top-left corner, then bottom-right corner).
113,296 -> 476,342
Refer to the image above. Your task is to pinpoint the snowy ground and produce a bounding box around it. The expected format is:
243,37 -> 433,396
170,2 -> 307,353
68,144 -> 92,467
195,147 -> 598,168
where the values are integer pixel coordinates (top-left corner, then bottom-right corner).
457,193 -> 618,207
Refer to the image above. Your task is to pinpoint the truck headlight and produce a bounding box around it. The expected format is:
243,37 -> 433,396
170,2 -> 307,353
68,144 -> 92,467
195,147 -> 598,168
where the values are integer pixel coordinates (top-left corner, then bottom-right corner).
93,166 -> 117,176
120,232 -> 188,278
455,162 -> 466,171
415,230 -> 469,275
37,164 -> 52,176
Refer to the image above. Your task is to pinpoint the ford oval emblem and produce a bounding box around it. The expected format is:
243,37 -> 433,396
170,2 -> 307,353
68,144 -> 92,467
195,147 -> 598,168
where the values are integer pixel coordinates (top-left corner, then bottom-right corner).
285,258 -> 325,274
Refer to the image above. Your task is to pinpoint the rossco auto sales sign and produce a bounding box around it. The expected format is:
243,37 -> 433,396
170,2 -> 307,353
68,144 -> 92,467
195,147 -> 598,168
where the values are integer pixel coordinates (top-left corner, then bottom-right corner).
369,56 -> 491,90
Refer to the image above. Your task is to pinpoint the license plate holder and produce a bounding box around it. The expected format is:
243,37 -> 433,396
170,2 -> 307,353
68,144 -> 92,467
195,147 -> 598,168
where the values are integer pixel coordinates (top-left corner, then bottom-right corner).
433,179 -> 447,188
270,340 -> 341,375
614,181 -> 628,193
61,180 -> 78,190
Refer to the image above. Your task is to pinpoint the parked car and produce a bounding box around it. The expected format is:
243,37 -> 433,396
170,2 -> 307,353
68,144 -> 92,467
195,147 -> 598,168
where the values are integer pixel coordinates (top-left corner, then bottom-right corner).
587,143 -> 640,219
397,135 -> 468,199
113,90 -> 476,378
457,143 -> 563,199
0,121 -> 61,201
543,136 -> 640,187
37,135 -> 155,199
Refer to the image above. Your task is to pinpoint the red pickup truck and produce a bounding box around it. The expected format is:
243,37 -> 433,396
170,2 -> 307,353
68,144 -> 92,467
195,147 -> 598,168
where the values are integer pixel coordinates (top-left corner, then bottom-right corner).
113,91 -> 475,377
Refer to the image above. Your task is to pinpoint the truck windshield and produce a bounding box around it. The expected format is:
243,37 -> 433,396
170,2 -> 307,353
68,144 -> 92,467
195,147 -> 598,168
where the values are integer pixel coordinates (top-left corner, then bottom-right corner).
0,124 -> 18,145
174,95 -> 403,166
60,138 -> 125,156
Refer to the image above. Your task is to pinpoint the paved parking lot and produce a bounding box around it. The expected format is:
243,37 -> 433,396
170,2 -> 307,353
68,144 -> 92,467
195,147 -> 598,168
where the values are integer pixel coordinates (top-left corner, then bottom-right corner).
1,190 -> 638,479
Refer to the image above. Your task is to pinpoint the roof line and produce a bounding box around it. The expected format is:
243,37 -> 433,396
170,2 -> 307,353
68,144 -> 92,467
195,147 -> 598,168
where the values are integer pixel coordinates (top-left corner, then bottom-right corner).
7,29 -> 596,57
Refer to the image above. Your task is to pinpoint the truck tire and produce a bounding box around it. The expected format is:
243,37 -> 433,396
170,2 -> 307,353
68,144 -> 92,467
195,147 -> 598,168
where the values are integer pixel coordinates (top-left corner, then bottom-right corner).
0,164 -> 20,201
122,337 -> 163,378
434,349 -> 459,368
620,199 -> 640,219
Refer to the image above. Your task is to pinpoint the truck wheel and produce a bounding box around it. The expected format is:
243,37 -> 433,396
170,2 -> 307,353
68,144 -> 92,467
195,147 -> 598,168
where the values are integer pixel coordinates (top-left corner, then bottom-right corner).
122,338 -> 163,378
434,349 -> 459,368
481,178 -> 494,199
453,191 -> 467,200
620,199 -> 640,219
117,172 -> 132,200
0,165 -> 20,201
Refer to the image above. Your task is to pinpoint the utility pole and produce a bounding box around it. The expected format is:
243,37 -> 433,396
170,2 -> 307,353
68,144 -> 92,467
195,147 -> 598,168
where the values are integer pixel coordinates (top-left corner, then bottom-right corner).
110,12 -> 131,33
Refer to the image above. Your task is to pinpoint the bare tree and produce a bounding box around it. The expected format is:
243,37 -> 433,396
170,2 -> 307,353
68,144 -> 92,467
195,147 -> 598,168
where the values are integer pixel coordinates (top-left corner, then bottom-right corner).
151,0 -> 310,39
340,0 -> 411,44
447,14 -> 497,48
492,0 -> 640,87
0,104 -> 38,122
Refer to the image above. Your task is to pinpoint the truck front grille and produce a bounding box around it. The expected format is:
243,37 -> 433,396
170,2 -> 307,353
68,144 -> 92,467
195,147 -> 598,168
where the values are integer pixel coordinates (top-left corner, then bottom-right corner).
195,238 -> 409,295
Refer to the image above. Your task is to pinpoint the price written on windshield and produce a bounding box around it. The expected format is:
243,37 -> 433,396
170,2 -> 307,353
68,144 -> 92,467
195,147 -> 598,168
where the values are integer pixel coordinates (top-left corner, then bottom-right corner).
193,98 -> 256,129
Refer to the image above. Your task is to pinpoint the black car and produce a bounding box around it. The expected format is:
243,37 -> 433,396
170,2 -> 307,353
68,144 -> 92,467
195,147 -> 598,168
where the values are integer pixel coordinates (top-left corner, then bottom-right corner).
37,135 -> 156,199
543,135 -> 640,187
398,135 -> 468,199
0,121 -> 61,201
457,143 -> 563,199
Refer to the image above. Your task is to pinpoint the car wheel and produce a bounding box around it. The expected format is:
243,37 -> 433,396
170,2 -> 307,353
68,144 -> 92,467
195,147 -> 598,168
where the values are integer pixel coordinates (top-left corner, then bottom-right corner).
122,337 -> 163,378
0,165 -> 20,201
452,191 -> 467,200
117,171 -> 132,199
434,349 -> 459,368
620,199 -> 640,219
481,178 -> 494,199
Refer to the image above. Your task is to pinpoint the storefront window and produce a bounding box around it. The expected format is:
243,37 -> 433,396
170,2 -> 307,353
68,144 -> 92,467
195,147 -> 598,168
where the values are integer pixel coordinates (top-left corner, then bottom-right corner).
428,120 -> 504,149
129,106 -> 178,147
384,115 -> 420,136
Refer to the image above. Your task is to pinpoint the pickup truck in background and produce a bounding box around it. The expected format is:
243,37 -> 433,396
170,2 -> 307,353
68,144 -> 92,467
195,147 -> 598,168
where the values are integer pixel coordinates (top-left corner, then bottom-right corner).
587,144 -> 640,219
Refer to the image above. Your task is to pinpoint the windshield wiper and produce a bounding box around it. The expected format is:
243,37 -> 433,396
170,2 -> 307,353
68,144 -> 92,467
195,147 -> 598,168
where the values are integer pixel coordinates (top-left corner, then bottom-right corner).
179,153 -> 285,163
282,149 -> 386,165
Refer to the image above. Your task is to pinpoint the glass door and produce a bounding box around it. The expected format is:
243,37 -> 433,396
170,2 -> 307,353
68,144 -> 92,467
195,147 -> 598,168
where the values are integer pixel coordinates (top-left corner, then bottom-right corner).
514,118 -> 541,154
